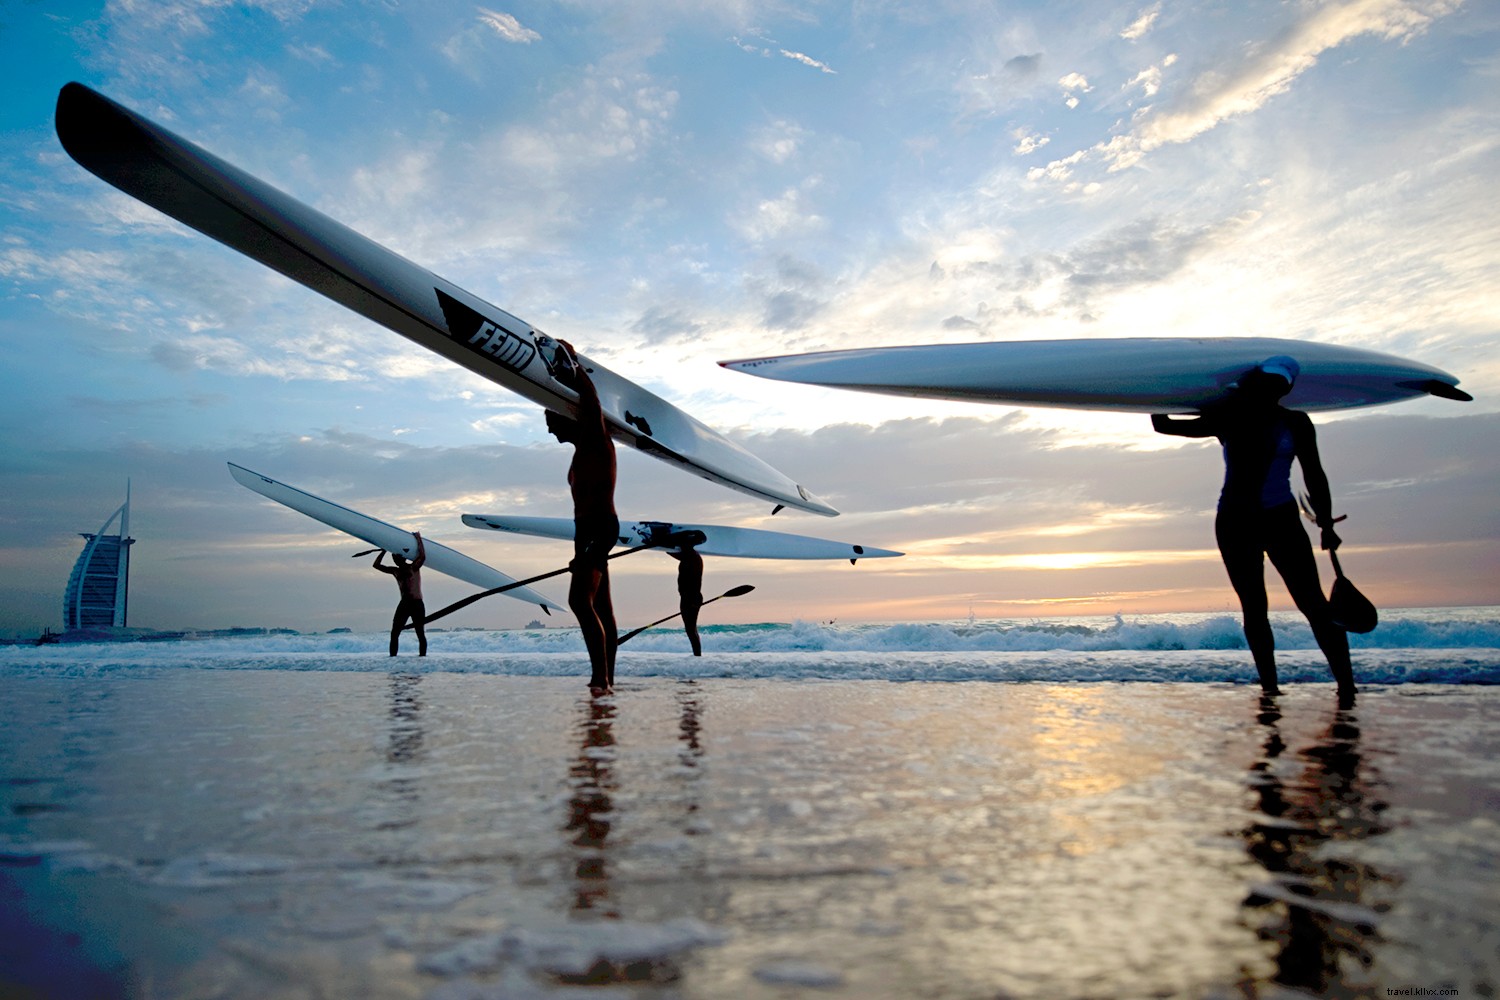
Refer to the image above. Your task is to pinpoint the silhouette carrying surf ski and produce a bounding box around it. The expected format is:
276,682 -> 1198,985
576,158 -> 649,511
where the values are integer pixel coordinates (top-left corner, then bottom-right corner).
1153,356 -> 1358,701
374,533 -> 426,657
227,463 -> 561,615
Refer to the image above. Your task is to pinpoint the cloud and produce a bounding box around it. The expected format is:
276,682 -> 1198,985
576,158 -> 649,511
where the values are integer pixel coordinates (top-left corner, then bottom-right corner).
751,120 -> 810,164
1124,53 -> 1176,98
1059,71 -> 1091,109
1012,128 -> 1051,156
731,26 -> 835,74
443,8 -> 542,76
1005,53 -> 1042,79
1105,0 -> 1460,170
780,49 -> 836,74
745,254 -> 830,331
629,305 -> 707,345
731,182 -> 828,243
476,8 -> 540,44
1058,214 -> 1245,301
1121,3 -> 1161,41
1023,0 -> 1462,184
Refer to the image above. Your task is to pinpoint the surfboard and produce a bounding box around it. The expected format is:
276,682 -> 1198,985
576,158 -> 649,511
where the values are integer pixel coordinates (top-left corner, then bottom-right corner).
228,463 -> 562,612
55,83 -> 835,517
461,514 -> 902,562
720,337 -> 1471,414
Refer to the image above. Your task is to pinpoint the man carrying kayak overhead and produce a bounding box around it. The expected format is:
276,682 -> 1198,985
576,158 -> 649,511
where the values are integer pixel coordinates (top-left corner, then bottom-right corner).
545,340 -> 620,695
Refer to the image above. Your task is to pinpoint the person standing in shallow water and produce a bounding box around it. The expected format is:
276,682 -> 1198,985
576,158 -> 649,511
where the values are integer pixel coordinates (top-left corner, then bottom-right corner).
670,544 -> 704,657
375,533 -> 427,657
1152,356 -> 1355,701
544,339 -> 619,696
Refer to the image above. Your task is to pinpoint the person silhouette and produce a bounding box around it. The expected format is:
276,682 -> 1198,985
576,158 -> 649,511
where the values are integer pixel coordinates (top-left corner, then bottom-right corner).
1153,356 -> 1355,701
374,533 -> 427,657
669,544 -> 704,656
544,340 -> 619,695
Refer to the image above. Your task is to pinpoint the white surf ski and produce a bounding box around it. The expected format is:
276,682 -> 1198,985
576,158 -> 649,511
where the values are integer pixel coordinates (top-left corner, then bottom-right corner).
461,514 -> 902,562
57,83 -> 835,517
721,337 -> 1470,413
228,463 -> 562,612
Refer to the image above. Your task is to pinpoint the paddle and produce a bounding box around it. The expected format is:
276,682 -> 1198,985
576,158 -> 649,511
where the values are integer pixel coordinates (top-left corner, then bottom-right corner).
1297,494 -> 1377,634
616,584 -> 755,646
1327,549 -> 1378,634
403,530 -> 709,628
404,542 -> 657,629
352,547 -> 383,558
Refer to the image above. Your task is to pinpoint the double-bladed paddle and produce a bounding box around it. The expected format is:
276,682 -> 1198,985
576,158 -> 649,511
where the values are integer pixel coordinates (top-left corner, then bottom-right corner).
616,585 -> 756,646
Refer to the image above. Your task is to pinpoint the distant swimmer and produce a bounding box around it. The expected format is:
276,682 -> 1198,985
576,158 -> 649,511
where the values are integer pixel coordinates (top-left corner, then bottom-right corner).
1153,356 -> 1356,702
545,340 -> 619,695
669,544 -> 705,656
375,533 -> 427,657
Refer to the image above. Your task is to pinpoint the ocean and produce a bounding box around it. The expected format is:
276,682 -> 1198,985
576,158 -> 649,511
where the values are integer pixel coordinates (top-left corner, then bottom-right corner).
2,608 -> 1497,998
6,606 -> 1499,685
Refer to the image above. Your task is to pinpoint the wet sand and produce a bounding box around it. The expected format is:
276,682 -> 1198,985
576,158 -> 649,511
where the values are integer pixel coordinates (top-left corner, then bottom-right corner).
1,673 -> 1496,998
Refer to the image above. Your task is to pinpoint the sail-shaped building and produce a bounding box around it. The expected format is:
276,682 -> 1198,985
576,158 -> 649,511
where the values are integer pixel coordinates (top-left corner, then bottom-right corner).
63,483 -> 134,630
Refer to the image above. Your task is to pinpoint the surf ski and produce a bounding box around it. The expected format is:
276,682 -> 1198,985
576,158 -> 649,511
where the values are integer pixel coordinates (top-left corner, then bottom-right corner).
228,462 -> 562,613
720,337 -> 1471,414
462,514 -> 902,563
56,83 -> 835,516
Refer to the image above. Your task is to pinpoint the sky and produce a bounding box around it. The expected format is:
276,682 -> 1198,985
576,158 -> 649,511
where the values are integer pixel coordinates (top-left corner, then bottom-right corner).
1,0 -> 1497,637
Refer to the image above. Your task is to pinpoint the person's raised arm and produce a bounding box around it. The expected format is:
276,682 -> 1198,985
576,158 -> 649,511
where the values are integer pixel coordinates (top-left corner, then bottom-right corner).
1151,413 -> 1217,438
1291,413 -> 1341,551
412,532 -> 426,570
373,550 -> 396,575
557,339 -> 608,442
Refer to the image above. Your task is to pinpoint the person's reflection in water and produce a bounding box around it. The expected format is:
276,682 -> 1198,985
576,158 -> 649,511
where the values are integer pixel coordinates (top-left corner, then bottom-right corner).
1241,695 -> 1391,994
559,696 -> 694,987
375,672 -> 425,837
387,673 -> 425,764
676,681 -> 705,833
565,696 -> 618,917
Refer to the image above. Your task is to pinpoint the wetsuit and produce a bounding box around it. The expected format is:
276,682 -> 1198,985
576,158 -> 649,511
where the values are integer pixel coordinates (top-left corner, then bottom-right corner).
1156,402 -> 1353,694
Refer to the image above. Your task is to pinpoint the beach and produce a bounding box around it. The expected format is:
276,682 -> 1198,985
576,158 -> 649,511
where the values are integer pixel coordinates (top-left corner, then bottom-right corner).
2,647 -> 1497,999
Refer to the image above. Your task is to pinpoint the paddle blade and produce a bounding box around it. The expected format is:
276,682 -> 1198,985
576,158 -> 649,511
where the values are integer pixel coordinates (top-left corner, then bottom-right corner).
724,584 -> 756,597
1329,576 -> 1378,634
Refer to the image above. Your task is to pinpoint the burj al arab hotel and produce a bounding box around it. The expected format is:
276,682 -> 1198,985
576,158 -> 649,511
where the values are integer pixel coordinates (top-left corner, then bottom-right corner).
63,483 -> 135,630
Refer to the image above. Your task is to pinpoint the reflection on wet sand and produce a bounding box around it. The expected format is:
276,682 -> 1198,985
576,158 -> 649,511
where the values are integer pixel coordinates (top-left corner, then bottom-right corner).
1242,696 -> 1391,995
386,673 -> 425,766
676,680 -> 705,835
565,696 -> 618,918
374,672 -> 424,838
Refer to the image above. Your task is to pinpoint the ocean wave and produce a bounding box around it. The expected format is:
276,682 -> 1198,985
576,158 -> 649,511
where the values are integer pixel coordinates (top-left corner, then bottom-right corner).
3,609 -> 1497,684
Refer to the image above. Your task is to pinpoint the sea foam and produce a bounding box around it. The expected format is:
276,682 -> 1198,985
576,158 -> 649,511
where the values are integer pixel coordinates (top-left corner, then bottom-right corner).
3,609 -> 1498,684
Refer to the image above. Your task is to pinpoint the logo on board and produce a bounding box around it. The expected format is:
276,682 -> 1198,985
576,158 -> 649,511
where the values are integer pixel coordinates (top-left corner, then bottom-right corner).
434,288 -> 536,373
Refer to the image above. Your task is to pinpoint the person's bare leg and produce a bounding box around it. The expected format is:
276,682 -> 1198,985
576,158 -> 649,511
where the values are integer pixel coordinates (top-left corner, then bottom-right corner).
683,598 -> 702,656
1269,529 -> 1355,700
389,605 -> 405,657
1219,517 -> 1279,694
597,567 -> 617,690
570,564 -> 610,694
